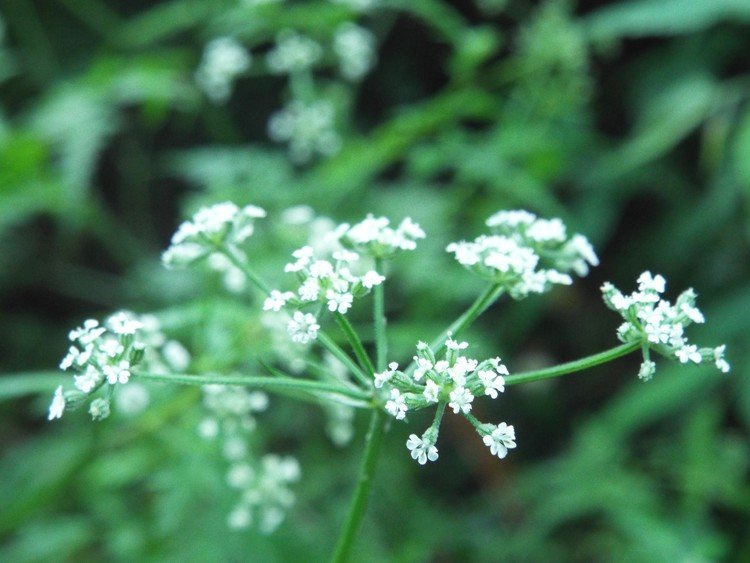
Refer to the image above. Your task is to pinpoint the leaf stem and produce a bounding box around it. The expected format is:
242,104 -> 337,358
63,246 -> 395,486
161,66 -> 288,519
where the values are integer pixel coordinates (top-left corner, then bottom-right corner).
504,341 -> 641,386
334,313 -> 376,378
331,408 -> 387,563
317,330 -> 371,388
373,258 -> 387,372
134,371 -> 369,402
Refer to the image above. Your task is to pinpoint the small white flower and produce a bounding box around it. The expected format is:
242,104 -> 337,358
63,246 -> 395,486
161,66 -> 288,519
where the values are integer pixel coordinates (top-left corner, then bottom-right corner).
448,387 -> 474,414
445,335 -> 469,351
298,278 -> 321,301
423,379 -> 440,403
74,366 -> 101,393
103,360 -> 131,385
385,388 -> 407,420
263,290 -> 295,312
309,260 -> 334,279
88,398 -> 111,421
675,344 -> 702,364
638,360 -> 656,381
48,385 -> 66,420
326,290 -> 354,314
361,270 -> 385,289
406,433 -> 439,465
637,271 -> 666,294
713,345 -> 730,373
478,369 -> 505,399
107,312 -> 144,335
286,311 -> 320,344
482,422 -> 516,459
374,362 -> 398,389
413,357 -> 433,381
681,303 -> 705,324
285,246 -> 314,272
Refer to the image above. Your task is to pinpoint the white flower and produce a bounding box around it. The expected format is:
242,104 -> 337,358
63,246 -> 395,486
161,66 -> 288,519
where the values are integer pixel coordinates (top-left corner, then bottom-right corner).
326,290 -> 354,314
74,366 -> 101,393
268,99 -> 341,163
266,30 -> 322,74
448,387 -> 474,414
48,385 -> 66,420
637,271 -> 666,294
681,302 -> 705,324
374,362 -> 398,388
675,344 -> 702,364
423,379 -> 440,403
333,22 -> 377,80
638,360 -> 656,381
107,312 -> 144,335
714,345 -> 730,373
196,37 -> 251,103
445,335 -> 469,351
361,270 -> 385,289
406,434 -> 439,465
263,290 -> 295,312
103,360 -> 131,385
339,215 -> 425,257
298,278 -> 321,301
88,398 -> 111,421
478,369 -> 505,399
413,357 -> 433,381
482,423 -> 516,459
286,311 -> 320,344
285,246 -> 314,273
385,388 -> 407,420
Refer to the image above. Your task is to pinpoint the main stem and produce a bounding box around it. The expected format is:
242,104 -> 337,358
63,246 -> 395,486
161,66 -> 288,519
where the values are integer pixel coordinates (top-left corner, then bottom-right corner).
331,409 -> 386,562
331,257 -> 389,562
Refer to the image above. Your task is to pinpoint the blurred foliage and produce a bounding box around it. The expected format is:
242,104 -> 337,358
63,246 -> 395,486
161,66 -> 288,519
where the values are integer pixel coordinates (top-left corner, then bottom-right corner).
0,0 -> 748,561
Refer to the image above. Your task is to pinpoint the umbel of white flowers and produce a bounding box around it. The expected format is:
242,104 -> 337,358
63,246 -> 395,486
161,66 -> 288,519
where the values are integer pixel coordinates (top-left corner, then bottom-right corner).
602,271 -> 730,381
446,210 -> 599,299
376,336 -> 516,465
49,312 -> 189,421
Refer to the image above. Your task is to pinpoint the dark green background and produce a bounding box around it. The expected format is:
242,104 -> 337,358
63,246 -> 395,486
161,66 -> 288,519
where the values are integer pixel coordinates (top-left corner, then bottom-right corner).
0,0 -> 748,561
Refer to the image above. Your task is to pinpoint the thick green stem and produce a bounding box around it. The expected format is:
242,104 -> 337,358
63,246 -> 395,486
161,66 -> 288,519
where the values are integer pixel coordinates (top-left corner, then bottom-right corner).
331,408 -> 387,563
504,342 -> 641,386
318,330 -> 371,388
334,313 -> 376,377
373,258 -> 387,372
134,371 -> 368,402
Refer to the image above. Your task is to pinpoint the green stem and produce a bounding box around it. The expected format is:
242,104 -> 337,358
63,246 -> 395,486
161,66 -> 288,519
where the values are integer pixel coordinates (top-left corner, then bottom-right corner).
134,371 -> 368,402
334,313 -> 376,377
317,330 -> 371,388
504,342 -> 641,386
373,258 -> 387,372
331,408 -> 387,563
429,283 -> 504,353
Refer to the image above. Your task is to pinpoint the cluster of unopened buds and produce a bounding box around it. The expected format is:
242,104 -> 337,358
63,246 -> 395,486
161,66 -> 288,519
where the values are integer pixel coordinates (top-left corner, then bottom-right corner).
602,271 -> 730,380
376,336 -> 516,464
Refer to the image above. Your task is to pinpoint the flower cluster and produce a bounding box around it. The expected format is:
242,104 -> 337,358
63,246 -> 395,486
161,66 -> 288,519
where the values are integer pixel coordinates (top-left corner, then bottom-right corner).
602,271 -> 730,380
333,23 -> 377,81
338,214 -> 426,259
161,202 -> 266,269
447,210 -> 599,299
197,384 -> 301,533
195,37 -> 251,103
266,30 -> 322,74
51,312 -> 188,421
265,243 -> 386,344
376,336 -> 516,464
268,99 -> 341,164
